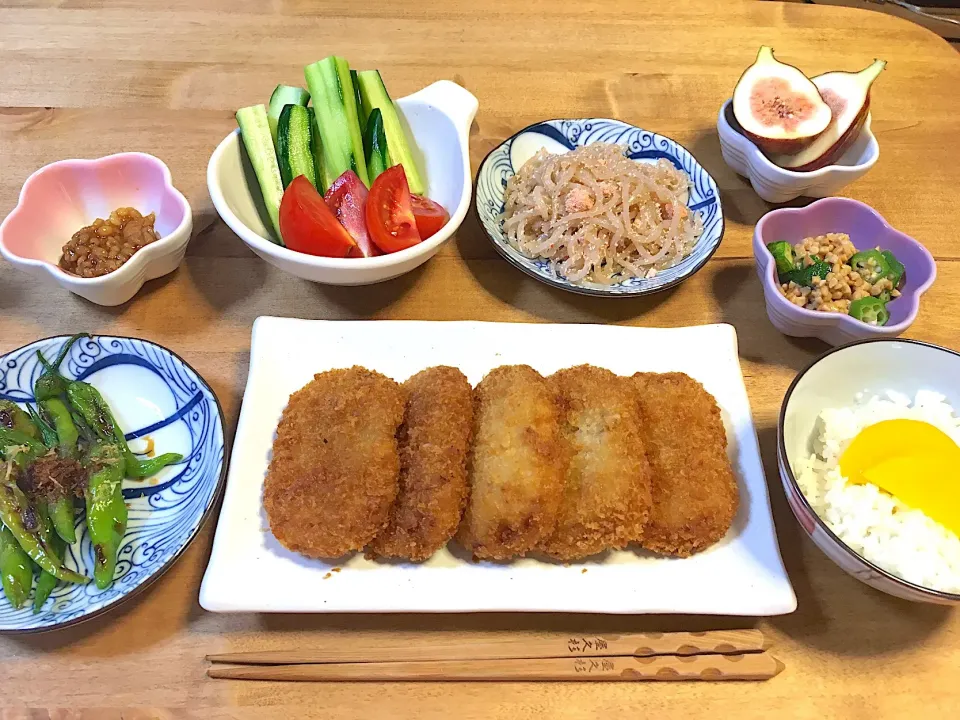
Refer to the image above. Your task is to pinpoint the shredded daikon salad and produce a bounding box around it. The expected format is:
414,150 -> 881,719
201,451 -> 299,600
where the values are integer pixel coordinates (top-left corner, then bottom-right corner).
502,143 -> 702,285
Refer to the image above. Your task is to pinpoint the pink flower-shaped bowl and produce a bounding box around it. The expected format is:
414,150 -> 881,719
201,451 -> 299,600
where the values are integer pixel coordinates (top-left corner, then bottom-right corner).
754,197 -> 936,346
0,153 -> 192,306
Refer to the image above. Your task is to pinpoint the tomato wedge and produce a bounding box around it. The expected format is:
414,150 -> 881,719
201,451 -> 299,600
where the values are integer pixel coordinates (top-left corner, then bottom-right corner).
365,165 -> 421,254
324,170 -> 379,258
279,176 -> 361,258
410,194 -> 449,240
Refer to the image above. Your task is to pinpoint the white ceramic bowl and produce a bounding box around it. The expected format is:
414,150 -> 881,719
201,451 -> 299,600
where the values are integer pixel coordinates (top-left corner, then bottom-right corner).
717,99 -> 879,204
208,80 -> 479,286
0,153 -> 192,306
779,339 -> 960,605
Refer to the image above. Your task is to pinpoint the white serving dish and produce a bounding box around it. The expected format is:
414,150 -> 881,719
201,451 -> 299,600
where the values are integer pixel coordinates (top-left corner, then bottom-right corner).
716,99 -> 879,204
207,81 -> 478,286
200,317 -> 797,616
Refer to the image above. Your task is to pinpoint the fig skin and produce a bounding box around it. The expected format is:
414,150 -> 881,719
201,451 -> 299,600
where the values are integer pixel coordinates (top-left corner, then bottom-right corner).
768,60 -> 885,172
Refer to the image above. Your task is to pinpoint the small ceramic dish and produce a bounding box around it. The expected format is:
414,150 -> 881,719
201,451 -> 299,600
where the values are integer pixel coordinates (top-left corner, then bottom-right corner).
474,118 -> 724,297
754,197 -> 936,346
0,334 -> 226,633
208,80 -> 478,286
0,153 -> 193,306
779,338 -> 960,605
717,100 -> 879,204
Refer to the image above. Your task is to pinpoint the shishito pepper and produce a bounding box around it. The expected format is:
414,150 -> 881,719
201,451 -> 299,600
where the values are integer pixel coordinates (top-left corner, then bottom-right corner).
0,401 -> 38,438
0,460 -> 87,585
34,335 -> 87,544
83,443 -> 127,589
66,381 -> 183,478
0,522 -> 33,609
32,504 -> 63,612
66,381 -> 179,589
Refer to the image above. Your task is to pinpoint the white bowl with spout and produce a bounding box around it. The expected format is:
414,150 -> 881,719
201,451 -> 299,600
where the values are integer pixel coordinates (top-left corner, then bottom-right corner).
207,80 -> 478,285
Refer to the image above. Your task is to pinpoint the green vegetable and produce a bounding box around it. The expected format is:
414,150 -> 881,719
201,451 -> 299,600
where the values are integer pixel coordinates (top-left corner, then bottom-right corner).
35,335 -> 86,543
32,505 -> 63,612
0,427 -> 47,467
308,108 -> 327,193
766,241 -> 796,276
48,498 -> 76,545
0,462 -> 87,584
350,68 -> 364,128
267,84 -> 310,146
881,250 -> 905,288
277,103 -> 319,190
236,104 -> 284,243
305,56 -> 370,188
849,249 -> 890,285
356,69 -> 426,195
0,401 -> 38,438
363,108 -> 389,184
0,523 -> 33,609
26,404 -> 57,448
784,259 -> 832,287
84,443 -> 126,589
66,381 -> 182,478
849,296 -> 890,326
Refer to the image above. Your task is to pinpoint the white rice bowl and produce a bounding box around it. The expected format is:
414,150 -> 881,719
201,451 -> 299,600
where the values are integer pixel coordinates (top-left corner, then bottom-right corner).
794,389 -> 960,594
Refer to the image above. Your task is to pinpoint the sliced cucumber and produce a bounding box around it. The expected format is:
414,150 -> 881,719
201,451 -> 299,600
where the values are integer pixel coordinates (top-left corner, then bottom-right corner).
267,85 -> 310,146
356,70 -> 425,195
304,56 -> 369,187
308,107 -> 329,193
236,104 -> 283,243
277,104 -> 318,189
363,108 -> 389,184
350,69 -> 366,129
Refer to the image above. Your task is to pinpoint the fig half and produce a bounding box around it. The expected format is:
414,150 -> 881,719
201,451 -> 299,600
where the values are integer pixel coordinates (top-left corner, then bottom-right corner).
768,59 -> 886,172
732,46 -> 832,155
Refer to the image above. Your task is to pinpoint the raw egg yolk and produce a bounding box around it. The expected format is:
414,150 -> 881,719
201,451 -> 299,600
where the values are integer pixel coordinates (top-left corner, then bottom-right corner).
839,419 -> 960,536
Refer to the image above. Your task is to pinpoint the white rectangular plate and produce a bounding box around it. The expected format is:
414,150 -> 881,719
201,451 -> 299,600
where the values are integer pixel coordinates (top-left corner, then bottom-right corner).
200,318 -> 796,615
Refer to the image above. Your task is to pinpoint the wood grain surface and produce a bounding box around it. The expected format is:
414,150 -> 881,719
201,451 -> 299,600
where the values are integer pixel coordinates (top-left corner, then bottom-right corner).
1,1 -> 959,718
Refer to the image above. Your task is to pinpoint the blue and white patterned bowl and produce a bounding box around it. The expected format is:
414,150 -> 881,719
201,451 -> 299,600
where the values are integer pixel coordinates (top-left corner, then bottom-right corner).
0,335 -> 226,633
475,118 -> 725,297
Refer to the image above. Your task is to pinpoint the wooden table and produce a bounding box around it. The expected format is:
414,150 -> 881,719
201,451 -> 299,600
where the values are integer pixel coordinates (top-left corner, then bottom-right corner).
1,1 -> 958,717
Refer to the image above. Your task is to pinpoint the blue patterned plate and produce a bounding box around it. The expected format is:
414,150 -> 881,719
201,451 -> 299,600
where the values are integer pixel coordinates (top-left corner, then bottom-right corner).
475,118 -> 724,297
0,335 -> 225,633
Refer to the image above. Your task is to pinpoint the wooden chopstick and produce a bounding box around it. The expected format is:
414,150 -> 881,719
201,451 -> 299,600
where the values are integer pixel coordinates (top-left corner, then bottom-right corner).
206,629 -> 766,665
207,652 -> 783,682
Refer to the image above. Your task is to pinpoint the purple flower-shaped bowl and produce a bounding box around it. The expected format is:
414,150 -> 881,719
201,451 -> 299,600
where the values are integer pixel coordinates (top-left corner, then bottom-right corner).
754,198 -> 936,346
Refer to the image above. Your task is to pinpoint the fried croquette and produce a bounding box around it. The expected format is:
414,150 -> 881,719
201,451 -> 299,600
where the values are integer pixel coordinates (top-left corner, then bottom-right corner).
633,372 -> 739,557
456,365 -> 564,561
539,365 -> 652,561
263,367 -> 405,559
368,366 -> 474,561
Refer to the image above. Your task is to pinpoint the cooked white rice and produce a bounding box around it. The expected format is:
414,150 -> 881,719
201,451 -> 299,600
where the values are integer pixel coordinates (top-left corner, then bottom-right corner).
795,389 -> 960,594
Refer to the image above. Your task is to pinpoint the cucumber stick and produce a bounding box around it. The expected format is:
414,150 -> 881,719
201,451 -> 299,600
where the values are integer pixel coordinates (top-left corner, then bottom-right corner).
277,104 -> 318,189
304,57 -> 369,187
356,70 -> 426,195
235,105 -> 284,243
350,69 -> 365,129
363,109 -> 389,184
308,107 -> 329,193
267,85 -> 310,146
